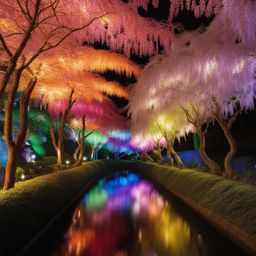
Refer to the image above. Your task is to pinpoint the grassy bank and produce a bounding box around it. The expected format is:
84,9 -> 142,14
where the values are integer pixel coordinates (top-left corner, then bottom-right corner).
133,161 -> 256,254
0,160 -> 134,255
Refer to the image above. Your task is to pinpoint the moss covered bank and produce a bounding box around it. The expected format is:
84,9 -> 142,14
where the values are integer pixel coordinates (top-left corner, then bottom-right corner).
134,161 -> 256,255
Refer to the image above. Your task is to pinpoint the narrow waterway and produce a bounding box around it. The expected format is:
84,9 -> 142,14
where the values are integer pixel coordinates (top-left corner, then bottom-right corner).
47,171 -> 247,256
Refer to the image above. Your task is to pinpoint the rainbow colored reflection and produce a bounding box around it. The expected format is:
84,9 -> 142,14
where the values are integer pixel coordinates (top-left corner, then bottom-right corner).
53,173 -> 203,256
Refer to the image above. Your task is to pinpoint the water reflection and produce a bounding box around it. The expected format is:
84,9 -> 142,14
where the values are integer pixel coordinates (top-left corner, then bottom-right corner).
52,173 -> 204,256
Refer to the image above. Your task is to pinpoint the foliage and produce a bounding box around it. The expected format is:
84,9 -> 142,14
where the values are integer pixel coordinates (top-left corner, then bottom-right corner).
129,3 -> 256,169
28,109 -> 50,135
86,131 -> 108,148
130,21 -> 256,135
15,167 -> 25,181
22,147 -> 35,163
27,132 -> 46,157
106,130 -> 136,158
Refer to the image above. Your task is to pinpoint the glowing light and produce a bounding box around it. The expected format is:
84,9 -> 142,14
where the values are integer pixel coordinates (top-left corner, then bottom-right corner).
138,229 -> 142,242
232,59 -> 245,74
21,174 -> 25,180
100,16 -> 110,27
204,59 -> 218,76
52,173 -> 195,255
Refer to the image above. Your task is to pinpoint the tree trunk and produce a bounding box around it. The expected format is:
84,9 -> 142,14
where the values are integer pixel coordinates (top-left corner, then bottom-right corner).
212,97 -> 240,178
77,139 -> 85,164
164,135 -> 174,166
56,118 -> 65,166
166,146 -> 174,166
170,147 -> 184,168
76,116 -> 86,166
90,145 -> 94,160
3,147 -> 17,190
3,70 -> 37,190
223,127 -> 236,178
94,150 -> 99,160
140,150 -> 153,162
145,151 -> 153,162
0,61 -> 16,102
181,104 -> 220,175
49,89 -> 75,166
151,150 -> 161,163
198,131 -> 220,174
156,141 -> 164,164
75,125 -> 94,166
57,147 -> 63,166
73,146 -> 80,162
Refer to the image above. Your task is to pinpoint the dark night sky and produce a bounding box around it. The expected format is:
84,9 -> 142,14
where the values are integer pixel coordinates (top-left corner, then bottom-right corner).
88,0 -> 256,157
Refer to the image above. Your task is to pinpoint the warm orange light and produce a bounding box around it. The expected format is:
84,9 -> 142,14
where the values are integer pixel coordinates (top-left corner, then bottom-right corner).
33,45 -> 141,78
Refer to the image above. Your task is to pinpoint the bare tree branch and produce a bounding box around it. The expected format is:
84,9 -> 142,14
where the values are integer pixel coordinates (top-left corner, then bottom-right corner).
0,0 -> 41,98
23,12 -> 111,68
228,109 -> 241,130
0,33 -> 13,57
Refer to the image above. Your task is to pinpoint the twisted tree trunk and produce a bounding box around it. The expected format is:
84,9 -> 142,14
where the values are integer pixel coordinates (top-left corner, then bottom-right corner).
140,150 -> 153,162
198,130 -> 220,174
166,146 -> 174,166
170,147 -> 184,168
4,148 -> 18,190
94,143 -> 102,160
181,104 -> 220,175
164,134 -> 173,166
74,117 -> 95,166
3,69 -> 37,190
76,117 -> 86,165
153,141 -> 164,164
164,132 -> 183,168
73,145 -> 80,162
212,97 -> 240,178
49,89 -> 75,166
223,127 -> 237,178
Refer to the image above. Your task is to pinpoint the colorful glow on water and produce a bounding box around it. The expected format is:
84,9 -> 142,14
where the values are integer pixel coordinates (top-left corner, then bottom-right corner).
52,172 -> 212,256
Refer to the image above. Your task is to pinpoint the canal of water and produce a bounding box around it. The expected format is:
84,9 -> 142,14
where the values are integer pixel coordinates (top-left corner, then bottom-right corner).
31,171 -> 248,256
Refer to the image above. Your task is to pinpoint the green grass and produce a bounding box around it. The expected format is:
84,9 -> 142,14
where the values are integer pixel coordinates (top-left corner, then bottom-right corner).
135,161 -> 256,235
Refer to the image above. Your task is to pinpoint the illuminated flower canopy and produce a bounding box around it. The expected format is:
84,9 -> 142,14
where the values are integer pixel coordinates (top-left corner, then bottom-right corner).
35,46 -> 141,78
1,0 -> 256,173
129,13 -> 256,143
